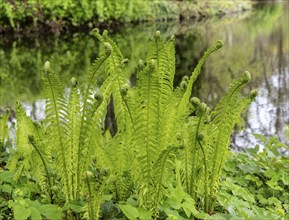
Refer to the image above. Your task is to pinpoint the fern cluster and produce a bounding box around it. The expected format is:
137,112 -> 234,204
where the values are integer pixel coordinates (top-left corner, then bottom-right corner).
9,29 -> 257,219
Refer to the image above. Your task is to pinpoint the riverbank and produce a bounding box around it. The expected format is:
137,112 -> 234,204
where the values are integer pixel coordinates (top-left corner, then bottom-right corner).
0,0 -> 252,34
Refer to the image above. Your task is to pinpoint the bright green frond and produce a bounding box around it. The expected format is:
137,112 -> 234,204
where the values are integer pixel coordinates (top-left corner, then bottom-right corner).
43,61 -> 71,202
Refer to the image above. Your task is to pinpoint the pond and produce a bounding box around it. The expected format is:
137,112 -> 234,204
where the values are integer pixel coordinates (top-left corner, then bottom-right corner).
0,2 -> 288,149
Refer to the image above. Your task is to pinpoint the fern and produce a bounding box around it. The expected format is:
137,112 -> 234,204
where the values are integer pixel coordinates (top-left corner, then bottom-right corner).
206,72 -> 257,211
153,146 -> 179,207
28,134 -> 54,203
43,61 -> 72,202
8,103 -> 52,199
178,73 -> 257,213
177,40 -> 223,119
67,78 -> 81,199
75,38 -> 112,200
9,30 -> 258,218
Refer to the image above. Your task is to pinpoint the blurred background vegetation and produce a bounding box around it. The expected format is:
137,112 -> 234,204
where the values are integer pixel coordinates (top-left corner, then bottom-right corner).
1,0 -> 252,34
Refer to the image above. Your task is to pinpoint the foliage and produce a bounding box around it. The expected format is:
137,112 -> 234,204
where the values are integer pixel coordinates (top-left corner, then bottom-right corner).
0,0 -> 253,33
1,30 -> 259,219
215,134 -> 289,219
0,0 -> 176,32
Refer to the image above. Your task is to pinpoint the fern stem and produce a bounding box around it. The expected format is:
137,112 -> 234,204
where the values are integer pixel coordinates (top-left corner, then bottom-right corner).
85,178 -> 95,220
145,67 -> 152,192
28,135 -> 54,203
190,112 -> 204,199
155,147 -> 176,206
122,95 -> 135,126
183,137 -> 190,192
197,139 -> 208,213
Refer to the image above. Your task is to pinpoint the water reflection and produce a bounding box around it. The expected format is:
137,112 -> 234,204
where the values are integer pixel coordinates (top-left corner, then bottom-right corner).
0,2 -> 288,148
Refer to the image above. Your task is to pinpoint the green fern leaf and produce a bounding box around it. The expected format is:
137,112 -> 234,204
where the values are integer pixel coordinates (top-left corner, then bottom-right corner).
208,72 -> 254,210
43,61 -> 71,202
177,41 -> 223,119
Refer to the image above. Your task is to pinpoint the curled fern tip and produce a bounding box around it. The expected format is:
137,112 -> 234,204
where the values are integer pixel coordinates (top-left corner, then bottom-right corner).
122,58 -> 129,65
138,59 -> 144,70
121,84 -> 130,96
102,30 -> 109,37
200,102 -> 207,113
180,81 -> 187,91
190,97 -> 201,107
90,28 -> 99,35
155,31 -> 161,40
104,42 -> 112,56
44,61 -> 50,71
182,76 -> 189,83
71,77 -> 77,87
83,171 -> 94,181
215,40 -> 224,49
243,71 -> 251,83
249,90 -> 258,99
149,59 -> 156,72
94,92 -> 104,104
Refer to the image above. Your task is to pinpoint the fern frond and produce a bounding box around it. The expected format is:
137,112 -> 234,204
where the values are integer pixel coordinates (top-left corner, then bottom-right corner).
153,146 -> 178,207
14,102 -> 37,162
28,135 -> 54,202
104,133 -> 132,201
43,61 -> 71,202
134,63 -> 160,194
10,103 -> 52,198
67,78 -> 81,199
177,41 -> 223,119
76,43 -> 112,199
208,72 -> 254,211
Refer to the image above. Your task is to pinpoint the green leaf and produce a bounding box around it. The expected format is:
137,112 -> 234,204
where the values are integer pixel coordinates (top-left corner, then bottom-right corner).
264,169 -> 278,178
0,171 -> 14,183
253,134 -> 267,143
245,174 -> 262,187
246,145 -> 259,154
119,204 -> 139,220
101,194 -> 112,201
41,204 -> 62,220
164,208 -> 183,219
195,212 -> 209,219
30,206 -> 42,220
238,162 -> 260,174
14,205 -> 31,220
2,184 -> 12,194
138,207 -> 152,219
281,174 -> 289,185
266,180 -> 283,191
69,199 -> 85,213
167,197 -> 182,210
267,197 -> 282,206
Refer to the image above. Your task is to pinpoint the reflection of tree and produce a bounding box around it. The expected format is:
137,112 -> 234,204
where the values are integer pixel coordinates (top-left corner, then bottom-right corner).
194,3 -> 288,148
231,12 -> 289,148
